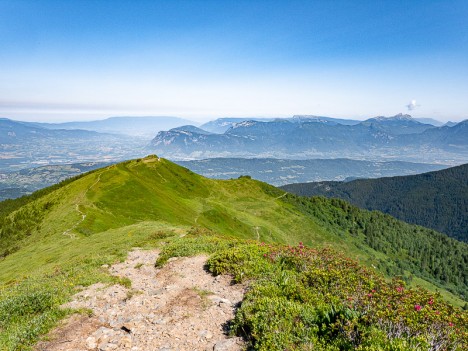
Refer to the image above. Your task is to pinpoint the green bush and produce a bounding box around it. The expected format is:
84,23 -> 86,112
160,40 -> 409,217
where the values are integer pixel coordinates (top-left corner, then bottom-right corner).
157,234 -> 467,350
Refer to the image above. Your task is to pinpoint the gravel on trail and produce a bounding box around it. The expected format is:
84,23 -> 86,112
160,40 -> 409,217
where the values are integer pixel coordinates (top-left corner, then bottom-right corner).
35,249 -> 246,351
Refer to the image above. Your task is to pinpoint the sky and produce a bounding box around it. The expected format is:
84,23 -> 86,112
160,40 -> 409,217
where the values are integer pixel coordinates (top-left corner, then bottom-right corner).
0,0 -> 467,123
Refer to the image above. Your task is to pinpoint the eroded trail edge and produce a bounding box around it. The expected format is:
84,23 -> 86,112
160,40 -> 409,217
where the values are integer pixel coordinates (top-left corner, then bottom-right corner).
36,250 -> 245,351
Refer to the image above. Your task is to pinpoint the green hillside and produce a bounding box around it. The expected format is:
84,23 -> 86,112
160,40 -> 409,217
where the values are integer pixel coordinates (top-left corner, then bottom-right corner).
0,155 -> 467,350
281,164 -> 468,242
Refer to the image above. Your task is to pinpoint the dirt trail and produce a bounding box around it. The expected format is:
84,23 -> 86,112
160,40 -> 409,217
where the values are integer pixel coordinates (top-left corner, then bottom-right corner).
62,171 -> 105,239
275,192 -> 287,200
35,250 -> 245,351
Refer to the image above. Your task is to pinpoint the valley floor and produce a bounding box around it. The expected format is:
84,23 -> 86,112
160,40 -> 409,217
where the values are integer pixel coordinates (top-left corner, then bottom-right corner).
35,249 -> 245,351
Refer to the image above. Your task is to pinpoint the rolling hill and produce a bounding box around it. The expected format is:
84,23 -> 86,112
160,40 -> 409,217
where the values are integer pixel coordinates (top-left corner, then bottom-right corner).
1,156 -> 466,350
281,164 -> 468,242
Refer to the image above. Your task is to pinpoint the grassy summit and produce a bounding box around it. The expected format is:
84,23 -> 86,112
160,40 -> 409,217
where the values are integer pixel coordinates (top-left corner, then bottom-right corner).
0,155 -> 466,350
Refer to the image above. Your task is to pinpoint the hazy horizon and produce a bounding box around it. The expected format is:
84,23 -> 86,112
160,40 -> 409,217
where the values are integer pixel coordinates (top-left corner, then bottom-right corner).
1,0 -> 467,123
2,112 -> 463,125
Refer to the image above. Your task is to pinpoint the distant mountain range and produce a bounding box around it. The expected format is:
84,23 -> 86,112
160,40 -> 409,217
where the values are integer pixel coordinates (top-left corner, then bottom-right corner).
0,118 -> 147,172
199,115 -> 363,133
151,114 -> 468,163
31,116 -> 196,138
2,114 -> 466,172
281,164 -> 468,242
360,115 -> 435,135
0,117 -> 105,143
199,115 -> 447,134
175,158 -> 448,186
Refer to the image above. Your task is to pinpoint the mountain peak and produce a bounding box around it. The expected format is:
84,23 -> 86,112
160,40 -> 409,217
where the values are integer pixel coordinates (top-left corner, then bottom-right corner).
371,113 -> 413,122
393,113 -> 413,120
168,125 -> 212,135
230,120 -> 259,129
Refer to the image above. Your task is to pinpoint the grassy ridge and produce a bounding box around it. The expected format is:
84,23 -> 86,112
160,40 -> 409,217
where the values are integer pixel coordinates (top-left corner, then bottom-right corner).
1,156 -> 466,298
0,155 -> 467,350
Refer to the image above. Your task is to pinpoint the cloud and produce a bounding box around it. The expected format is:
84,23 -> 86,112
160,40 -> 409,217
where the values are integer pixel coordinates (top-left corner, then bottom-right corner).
406,99 -> 420,111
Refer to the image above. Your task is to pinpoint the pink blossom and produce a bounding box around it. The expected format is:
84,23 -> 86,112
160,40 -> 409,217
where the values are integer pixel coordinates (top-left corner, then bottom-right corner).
414,304 -> 422,311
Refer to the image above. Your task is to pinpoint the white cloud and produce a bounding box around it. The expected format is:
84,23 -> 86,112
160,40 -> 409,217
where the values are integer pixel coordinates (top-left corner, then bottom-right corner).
406,99 -> 419,111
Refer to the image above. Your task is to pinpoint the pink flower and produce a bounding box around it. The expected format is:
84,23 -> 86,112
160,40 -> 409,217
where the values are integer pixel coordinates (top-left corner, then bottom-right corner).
396,286 -> 404,293
414,304 -> 422,311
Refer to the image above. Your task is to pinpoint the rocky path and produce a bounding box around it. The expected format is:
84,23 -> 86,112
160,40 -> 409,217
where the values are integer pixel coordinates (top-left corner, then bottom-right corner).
36,250 -> 245,351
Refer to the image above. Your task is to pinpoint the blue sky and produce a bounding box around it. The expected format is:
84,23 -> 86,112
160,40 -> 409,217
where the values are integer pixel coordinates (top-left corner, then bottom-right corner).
1,0 -> 467,122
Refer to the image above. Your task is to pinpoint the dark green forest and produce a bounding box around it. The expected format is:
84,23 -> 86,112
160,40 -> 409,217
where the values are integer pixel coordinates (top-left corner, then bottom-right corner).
283,195 -> 468,301
281,163 -> 468,242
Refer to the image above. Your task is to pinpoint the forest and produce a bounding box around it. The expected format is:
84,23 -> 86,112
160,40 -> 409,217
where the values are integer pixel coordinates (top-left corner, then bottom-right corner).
281,164 -> 468,242
283,194 -> 468,301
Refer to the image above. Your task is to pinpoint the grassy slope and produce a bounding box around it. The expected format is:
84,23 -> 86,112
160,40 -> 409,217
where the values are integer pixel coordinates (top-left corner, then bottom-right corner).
0,156 -> 464,296
0,156 -> 466,349
0,157 -> 339,278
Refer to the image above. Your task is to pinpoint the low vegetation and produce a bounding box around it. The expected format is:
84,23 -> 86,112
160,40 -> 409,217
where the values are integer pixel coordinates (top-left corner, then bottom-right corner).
283,195 -> 468,300
0,221 -> 180,350
0,156 -> 466,350
158,232 -> 468,350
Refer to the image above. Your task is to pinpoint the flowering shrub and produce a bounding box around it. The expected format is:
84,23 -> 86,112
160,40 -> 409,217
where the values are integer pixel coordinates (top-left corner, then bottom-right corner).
207,242 -> 467,351
157,234 -> 467,350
